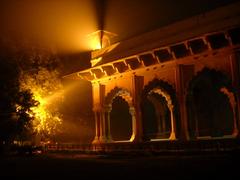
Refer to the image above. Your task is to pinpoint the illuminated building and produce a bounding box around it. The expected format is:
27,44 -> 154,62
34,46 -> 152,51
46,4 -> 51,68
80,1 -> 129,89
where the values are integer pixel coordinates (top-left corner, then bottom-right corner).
64,2 -> 240,150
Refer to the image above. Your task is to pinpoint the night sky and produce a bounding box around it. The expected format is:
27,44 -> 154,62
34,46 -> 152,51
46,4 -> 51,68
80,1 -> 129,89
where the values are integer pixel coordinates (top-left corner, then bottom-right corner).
102,0 -> 240,43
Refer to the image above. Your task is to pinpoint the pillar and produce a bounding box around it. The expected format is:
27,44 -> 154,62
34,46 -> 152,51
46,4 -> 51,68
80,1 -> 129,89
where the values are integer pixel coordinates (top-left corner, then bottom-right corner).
193,103 -> 200,138
105,105 -> 113,142
99,109 -> 108,142
91,83 -> 108,144
230,52 -> 240,137
175,65 -> 195,140
168,104 -> 176,140
220,87 -> 239,137
157,113 -> 163,137
92,109 -> 100,144
132,75 -> 144,142
161,108 -> 167,136
129,106 -> 137,141
148,95 -> 165,138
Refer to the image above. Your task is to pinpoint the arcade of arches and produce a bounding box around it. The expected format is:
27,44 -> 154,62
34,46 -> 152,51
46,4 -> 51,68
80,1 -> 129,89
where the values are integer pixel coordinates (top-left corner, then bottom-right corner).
91,67 -> 239,144
64,4 -> 240,146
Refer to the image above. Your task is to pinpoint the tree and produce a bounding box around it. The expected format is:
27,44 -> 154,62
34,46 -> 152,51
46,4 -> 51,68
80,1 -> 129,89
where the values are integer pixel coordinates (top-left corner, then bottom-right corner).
0,38 -> 63,145
0,54 -> 36,144
15,90 -> 38,142
17,45 -> 63,142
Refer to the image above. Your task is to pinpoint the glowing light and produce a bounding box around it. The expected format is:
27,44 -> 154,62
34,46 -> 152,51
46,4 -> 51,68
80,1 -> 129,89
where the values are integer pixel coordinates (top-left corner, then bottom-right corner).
87,30 -> 117,51
87,31 -> 102,50
1,0 -> 99,53
91,38 -> 102,50
29,92 -> 62,136
20,68 -> 63,138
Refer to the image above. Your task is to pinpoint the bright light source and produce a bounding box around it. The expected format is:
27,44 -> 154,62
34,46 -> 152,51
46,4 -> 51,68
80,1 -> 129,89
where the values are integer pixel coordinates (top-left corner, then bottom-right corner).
87,30 -> 117,50
91,35 -> 102,50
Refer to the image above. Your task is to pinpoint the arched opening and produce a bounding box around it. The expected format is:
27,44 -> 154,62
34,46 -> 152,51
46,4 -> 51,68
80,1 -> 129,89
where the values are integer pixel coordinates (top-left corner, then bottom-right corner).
110,96 -> 132,141
141,79 -> 178,141
142,93 -> 171,140
104,87 -> 136,142
187,68 -> 236,138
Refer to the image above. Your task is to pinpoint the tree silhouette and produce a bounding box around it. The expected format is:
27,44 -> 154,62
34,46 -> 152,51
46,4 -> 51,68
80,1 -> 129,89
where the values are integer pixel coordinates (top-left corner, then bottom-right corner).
0,49 -> 37,145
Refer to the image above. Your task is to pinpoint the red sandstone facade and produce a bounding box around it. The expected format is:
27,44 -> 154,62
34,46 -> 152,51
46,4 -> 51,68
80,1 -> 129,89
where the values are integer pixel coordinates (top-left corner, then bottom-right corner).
64,2 -> 240,148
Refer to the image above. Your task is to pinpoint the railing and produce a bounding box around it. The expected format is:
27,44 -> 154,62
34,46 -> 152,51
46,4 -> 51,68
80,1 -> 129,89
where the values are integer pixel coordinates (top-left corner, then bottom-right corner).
45,138 -> 240,154
46,143 -> 92,152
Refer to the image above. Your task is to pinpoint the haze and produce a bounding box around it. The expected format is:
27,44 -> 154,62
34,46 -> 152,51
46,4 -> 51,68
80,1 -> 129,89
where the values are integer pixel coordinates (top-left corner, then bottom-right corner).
0,0 -> 239,55
0,0 -> 98,53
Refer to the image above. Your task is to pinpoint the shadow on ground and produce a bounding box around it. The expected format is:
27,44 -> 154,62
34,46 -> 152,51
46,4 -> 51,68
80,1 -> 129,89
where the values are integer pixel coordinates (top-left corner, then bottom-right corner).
0,151 -> 239,179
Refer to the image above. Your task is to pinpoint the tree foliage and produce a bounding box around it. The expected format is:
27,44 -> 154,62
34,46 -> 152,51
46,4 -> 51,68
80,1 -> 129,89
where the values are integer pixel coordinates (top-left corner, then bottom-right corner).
17,45 -> 63,140
0,39 -> 63,144
0,54 -> 36,143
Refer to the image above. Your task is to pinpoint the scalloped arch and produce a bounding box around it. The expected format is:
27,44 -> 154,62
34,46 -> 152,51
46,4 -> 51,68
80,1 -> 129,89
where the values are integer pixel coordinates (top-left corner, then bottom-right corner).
105,87 -> 133,107
142,78 -> 178,110
188,67 -> 233,92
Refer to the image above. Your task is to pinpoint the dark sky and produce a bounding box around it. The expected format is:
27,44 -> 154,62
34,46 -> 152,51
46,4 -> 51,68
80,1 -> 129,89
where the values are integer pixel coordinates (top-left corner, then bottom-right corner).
103,0 -> 240,43
0,0 -> 239,73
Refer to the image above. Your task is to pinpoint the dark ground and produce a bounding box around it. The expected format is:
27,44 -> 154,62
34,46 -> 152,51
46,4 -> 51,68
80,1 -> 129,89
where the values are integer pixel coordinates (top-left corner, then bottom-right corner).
0,151 -> 239,179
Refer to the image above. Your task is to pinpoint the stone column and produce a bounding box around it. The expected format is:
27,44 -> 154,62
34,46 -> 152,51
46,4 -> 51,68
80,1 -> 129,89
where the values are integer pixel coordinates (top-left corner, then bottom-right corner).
99,109 -> 107,143
162,113 -> 166,136
175,65 -> 194,140
168,104 -> 176,140
193,103 -> 199,138
230,52 -> 240,137
157,114 -> 163,137
105,105 -> 113,142
231,102 -> 239,137
91,83 -> 106,144
92,110 -> 100,144
220,87 -> 239,137
129,106 -> 137,142
132,75 -> 144,142
148,95 -> 164,138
